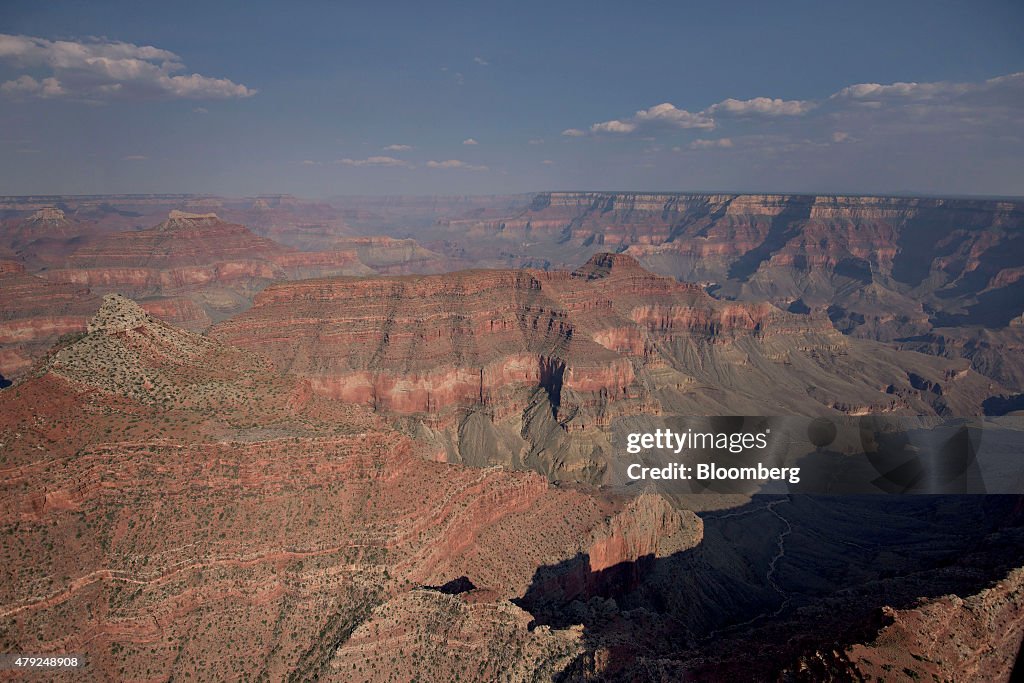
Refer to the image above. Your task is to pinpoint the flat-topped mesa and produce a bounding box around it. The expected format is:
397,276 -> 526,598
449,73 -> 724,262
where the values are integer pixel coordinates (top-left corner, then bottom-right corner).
27,206 -> 66,222
166,209 -> 220,222
572,252 -> 647,280
86,293 -> 154,334
251,194 -> 300,210
155,209 -> 231,231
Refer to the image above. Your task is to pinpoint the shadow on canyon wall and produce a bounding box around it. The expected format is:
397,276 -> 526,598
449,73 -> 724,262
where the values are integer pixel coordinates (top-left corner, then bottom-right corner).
516,494 -> 1024,681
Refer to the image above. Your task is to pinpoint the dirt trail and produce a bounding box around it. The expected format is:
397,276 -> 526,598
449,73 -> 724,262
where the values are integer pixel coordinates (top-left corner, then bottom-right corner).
702,496 -> 793,641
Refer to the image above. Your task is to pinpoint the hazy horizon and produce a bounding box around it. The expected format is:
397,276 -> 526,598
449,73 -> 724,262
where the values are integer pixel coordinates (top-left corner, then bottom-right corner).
5,189 -> 1024,203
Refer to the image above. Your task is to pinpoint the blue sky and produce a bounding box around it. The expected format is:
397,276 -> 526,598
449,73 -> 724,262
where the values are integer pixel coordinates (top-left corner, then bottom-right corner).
1,0 -> 1022,197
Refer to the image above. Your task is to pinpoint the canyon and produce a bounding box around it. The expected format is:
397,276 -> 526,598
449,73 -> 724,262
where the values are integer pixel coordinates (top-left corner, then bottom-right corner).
212,252 -> 1004,483
363,191 -> 1024,394
0,296 -> 702,680
0,295 -> 1020,680
1,192 -> 1023,680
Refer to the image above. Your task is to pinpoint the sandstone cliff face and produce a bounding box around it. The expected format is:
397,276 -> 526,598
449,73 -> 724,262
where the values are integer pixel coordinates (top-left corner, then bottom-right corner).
213,268 -> 574,413
137,296 -> 212,331
0,266 -> 98,379
421,192 -> 1024,388
1,207 -> 80,247
211,254 -> 999,483
587,492 -> 703,573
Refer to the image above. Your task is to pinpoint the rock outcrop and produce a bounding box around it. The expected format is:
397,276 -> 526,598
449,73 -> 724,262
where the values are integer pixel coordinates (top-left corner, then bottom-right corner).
212,254 -> 1000,482
588,492 -> 702,572
329,591 -> 583,682
843,567 -> 1024,681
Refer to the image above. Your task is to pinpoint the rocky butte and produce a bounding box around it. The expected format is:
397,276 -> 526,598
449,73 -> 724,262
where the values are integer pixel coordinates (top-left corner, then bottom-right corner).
212,253 -> 1002,483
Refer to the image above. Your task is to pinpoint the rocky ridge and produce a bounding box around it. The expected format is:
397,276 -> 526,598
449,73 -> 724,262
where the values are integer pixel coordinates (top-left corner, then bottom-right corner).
212,253 -> 1001,482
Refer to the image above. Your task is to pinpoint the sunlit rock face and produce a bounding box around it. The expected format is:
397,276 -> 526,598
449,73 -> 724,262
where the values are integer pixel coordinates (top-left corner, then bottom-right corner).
424,192 -> 1024,390
211,254 -> 1000,483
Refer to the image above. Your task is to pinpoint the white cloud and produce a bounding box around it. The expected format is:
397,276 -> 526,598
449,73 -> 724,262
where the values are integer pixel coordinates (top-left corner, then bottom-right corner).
590,119 -> 637,134
383,144 -> 413,151
561,128 -> 586,137
569,71 -> 1024,153
634,103 -> 715,129
192,107 -> 208,114
0,74 -> 64,97
706,97 -> 814,116
0,33 -> 255,101
831,81 -> 953,101
162,74 -> 253,98
337,156 -> 413,168
830,72 -> 1024,104
462,138 -> 478,145
583,99 -> 800,137
541,159 -> 554,165
473,56 -> 489,66
584,103 -> 714,136
689,138 -> 733,149
821,72 -> 1024,137
121,154 -> 147,160
528,138 -> 544,145
426,159 -> 488,171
